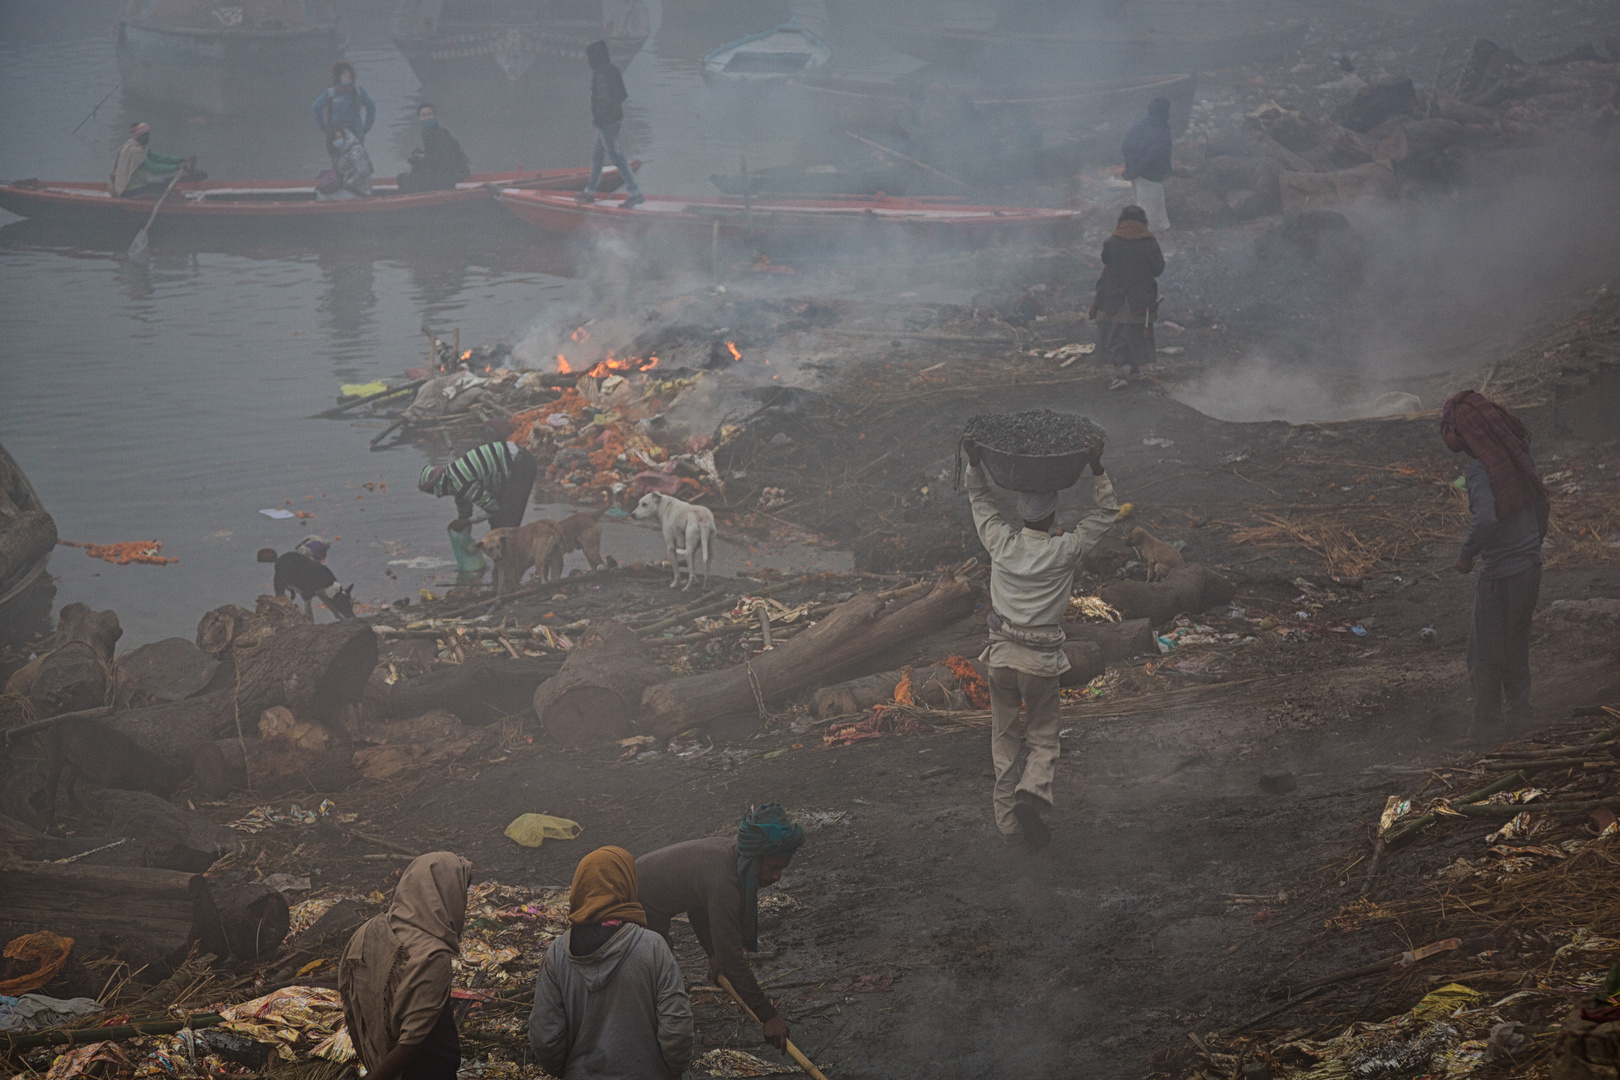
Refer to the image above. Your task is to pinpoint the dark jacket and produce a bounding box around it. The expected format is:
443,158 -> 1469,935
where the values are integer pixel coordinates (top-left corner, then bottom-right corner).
588,42 -> 628,127
411,125 -> 471,188
1121,114 -> 1172,181
1463,457 -> 1549,579
1093,223 -> 1165,317
636,836 -> 778,1023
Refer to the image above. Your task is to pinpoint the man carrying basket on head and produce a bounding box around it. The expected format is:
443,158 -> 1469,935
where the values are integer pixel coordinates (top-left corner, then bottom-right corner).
960,431 -> 1120,850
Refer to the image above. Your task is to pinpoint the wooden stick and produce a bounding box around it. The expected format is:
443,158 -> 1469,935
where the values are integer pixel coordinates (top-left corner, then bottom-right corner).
1382,771 -> 1527,845
716,974 -> 832,1080
314,378 -> 426,419
843,130 -> 970,190
1,1013 -> 224,1052
2,705 -> 115,745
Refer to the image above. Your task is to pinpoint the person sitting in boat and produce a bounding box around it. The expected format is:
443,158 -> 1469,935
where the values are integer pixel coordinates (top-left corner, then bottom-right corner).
396,104 -> 470,194
109,122 -> 199,198
311,61 -> 376,160
317,127 -> 373,200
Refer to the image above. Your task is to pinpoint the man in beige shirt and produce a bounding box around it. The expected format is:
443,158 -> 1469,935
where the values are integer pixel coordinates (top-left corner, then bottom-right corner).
962,437 -> 1119,849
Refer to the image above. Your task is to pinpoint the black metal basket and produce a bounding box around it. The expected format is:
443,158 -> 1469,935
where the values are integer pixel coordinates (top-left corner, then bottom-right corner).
976,444 -> 1092,493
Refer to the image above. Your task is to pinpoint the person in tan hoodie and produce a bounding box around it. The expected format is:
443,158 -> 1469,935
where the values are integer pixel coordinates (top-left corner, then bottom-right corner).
339,852 -> 471,1080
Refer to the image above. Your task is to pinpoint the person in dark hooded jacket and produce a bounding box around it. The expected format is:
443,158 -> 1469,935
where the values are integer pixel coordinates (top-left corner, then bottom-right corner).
1090,205 -> 1165,373
1121,96 -> 1173,232
577,40 -> 644,207
397,103 -> 470,193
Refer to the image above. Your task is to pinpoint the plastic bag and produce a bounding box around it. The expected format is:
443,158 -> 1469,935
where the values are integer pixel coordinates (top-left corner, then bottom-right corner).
504,814 -> 582,848
448,525 -> 486,575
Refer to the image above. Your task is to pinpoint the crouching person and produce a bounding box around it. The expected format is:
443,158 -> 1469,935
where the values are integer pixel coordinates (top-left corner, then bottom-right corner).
340,852 -> 472,1080
530,846 -> 693,1080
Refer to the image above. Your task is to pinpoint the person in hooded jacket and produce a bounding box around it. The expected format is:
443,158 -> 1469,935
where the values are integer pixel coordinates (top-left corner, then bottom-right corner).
312,61 -> 376,158
577,40 -> 644,207
339,852 -> 472,1080
1121,96 -> 1173,233
398,103 -> 470,193
1090,205 -> 1166,374
529,846 -> 692,1080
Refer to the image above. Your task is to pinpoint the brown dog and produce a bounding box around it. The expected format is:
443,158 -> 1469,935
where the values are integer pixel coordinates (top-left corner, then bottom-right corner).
472,520 -> 564,595
541,510 -> 610,581
1126,526 -> 1184,582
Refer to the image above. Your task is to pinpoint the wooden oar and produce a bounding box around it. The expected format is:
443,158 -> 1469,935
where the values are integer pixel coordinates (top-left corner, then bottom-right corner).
843,130 -> 970,191
716,974 -> 832,1080
127,169 -> 183,265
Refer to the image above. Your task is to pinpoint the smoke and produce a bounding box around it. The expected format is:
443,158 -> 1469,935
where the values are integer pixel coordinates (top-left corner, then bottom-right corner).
1170,138 -> 1620,423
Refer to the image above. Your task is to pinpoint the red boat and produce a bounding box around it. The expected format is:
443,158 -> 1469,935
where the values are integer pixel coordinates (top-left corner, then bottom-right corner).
0,165 -> 634,225
496,188 -> 1076,244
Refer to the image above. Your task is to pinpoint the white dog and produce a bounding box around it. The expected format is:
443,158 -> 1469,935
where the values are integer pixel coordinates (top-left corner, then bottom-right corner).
632,491 -> 715,590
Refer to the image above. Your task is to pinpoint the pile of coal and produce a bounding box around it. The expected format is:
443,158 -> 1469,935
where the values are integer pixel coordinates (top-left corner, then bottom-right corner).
964,410 -> 1105,456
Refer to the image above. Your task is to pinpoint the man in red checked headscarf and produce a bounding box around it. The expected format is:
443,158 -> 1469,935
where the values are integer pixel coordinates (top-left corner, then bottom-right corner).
1440,389 -> 1550,738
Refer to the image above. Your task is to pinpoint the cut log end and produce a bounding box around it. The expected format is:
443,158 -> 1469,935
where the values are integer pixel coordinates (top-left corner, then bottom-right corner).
541,686 -> 636,747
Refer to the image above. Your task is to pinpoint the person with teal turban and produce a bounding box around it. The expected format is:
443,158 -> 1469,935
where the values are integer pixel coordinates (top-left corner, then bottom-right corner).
636,805 -> 805,1051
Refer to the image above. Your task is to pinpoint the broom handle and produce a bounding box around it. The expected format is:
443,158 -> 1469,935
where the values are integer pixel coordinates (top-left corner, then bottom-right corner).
715,974 -> 831,1080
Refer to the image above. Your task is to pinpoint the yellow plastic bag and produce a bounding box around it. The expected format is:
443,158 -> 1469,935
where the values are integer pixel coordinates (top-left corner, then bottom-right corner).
341,382 -> 388,398
1410,983 -> 1479,1021
504,813 -> 582,848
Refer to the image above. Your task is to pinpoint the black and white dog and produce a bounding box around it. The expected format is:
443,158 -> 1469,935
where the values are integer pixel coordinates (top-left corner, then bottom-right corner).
257,545 -> 355,620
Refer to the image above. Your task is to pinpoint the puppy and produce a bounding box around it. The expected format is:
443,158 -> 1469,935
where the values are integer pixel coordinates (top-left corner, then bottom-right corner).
1126,526 -> 1184,582
258,548 -> 355,620
541,509 -> 611,581
472,519 -> 564,595
632,491 -> 715,590
42,716 -> 188,832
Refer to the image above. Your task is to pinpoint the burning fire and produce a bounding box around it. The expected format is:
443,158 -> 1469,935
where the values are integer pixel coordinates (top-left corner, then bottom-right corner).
585,354 -> 661,378
726,341 -> 742,361
556,354 -> 573,374
571,326 -> 591,343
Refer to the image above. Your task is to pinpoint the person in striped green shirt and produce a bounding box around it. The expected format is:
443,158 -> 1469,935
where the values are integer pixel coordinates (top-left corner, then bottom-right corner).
418,440 -> 537,532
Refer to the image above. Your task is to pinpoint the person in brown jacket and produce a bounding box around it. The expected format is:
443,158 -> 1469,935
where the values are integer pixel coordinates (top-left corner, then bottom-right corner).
636,804 -> 805,1051
1089,205 -> 1166,375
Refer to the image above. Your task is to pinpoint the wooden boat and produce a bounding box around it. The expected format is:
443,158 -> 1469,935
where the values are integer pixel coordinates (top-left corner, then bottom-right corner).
0,441 -> 55,627
116,0 -> 345,116
497,188 -> 1076,244
788,72 -> 1198,138
707,138 -> 1095,198
0,165 -> 635,226
701,24 -> 832,81
391,0 -> 650,91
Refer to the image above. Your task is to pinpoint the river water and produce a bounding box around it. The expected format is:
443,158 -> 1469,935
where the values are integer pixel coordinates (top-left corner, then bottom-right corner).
0,0 -> 868,646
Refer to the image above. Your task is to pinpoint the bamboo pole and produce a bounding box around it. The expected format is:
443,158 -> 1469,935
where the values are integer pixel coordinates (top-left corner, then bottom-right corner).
715,974 -> 831,1080
1,1013 -> 224,1052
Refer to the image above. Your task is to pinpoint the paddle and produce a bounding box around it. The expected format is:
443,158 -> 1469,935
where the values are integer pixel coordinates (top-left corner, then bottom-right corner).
127,168 -> 183,265
843,130 -> 971,191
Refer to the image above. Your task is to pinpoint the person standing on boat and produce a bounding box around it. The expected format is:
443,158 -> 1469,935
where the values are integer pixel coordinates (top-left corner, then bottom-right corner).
1121,96 -> 1173,234
397,104 -> 470,193
578,40 -> 645,209
109,122 -> 197,197
311,61 -> 376,158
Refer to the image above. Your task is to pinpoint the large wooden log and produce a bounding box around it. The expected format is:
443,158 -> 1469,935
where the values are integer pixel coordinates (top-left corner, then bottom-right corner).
70,790 -> 243,873
192,737 -> 361,798
1099,564 -> 1236,627
6,603 -> 122,717
641,577 -> 978,739
0,862 -> 227,970
811,664 -> 967,720
390,655 -> 562,725
212,882 -> 290,962
116,637 -> 219,708
533,622 -> 667,747
1059,641 -> 1106,687
1063,618 -> 1157,662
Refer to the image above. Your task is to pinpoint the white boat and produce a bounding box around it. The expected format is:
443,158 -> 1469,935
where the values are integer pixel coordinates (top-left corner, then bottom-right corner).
702,23 -> 831,81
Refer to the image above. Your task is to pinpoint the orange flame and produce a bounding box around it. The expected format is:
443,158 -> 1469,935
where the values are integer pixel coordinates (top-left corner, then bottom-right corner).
556,354 -> 573,374
643,356 -> 659,370
461,350 -> 472,361
726,341 -> 742,361
585,354 -> 661,378
571,326 -> 590,343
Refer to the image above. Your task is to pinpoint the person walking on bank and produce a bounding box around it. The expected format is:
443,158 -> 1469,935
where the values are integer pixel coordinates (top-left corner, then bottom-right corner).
577,40 -> 645,208
418,439 -> 537,535
635,805 -> 805,1051
529,846 -> 693,1080
312,61 -> 376,160
1441,390 -> 1550,739
339,853 -> 472,1080
1090,205 -> 1165,375
960,439 -> 1120,849
1121,96 -> 1173,234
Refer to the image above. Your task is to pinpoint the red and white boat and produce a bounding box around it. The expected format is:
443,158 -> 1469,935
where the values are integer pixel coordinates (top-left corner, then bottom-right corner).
496,188 -> 1076,244
0,165 -> 635,226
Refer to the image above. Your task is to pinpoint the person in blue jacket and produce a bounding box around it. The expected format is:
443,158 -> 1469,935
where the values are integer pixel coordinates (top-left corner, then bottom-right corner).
312,61 -> 376,161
